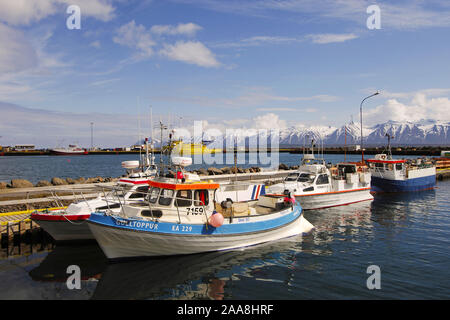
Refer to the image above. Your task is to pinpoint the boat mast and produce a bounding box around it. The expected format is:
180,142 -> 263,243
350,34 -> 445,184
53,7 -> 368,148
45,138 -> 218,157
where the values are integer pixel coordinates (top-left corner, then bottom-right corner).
159,119 -> 167,176
150,106 -> 154,166
385,133 -> 393,160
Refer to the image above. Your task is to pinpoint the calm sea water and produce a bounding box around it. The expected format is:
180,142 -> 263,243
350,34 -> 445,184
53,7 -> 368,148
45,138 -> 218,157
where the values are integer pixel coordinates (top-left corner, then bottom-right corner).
0,154 -> 448,300
0,153 -> 423,184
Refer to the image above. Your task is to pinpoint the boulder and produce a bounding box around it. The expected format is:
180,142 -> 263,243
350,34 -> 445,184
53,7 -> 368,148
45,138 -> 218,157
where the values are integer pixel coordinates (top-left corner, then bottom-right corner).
197,168 -> 208,176
74,177 -> 86,184
220,167 -> 232,174
86,177 -> 97,184
10,179 -> 34,188
35,180 -> 52,187
51,177 -> 67,185
251,167 -> 261,173
0,181 -> 8,189
208,167 -> 223,175
289,165 -> 299,170
66,177 -> 76,184
278,163 -> 289,170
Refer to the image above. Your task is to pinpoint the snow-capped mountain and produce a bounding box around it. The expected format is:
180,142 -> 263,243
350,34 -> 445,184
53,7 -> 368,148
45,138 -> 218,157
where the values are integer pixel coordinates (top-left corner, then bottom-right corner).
325,120 -> 450,146
158,119 -> 450,147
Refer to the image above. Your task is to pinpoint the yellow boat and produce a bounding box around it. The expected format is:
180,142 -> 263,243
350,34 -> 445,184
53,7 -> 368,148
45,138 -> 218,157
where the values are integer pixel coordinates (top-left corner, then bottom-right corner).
167,140 -> 222,156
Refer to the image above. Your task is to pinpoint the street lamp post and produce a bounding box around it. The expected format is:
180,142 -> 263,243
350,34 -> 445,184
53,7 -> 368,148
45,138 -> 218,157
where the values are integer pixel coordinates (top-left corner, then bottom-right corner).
360,92 -> 379,162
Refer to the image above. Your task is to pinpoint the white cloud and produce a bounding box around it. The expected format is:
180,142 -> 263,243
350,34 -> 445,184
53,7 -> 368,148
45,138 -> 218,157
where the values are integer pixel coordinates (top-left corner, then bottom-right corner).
90,78 -> 120,86
150,23 -> 202,36
212,36 -> 304,48
0,23 -> 38,74
0,0 -> 115,25
113,21 -> 220,67
160,41 -> 220,67
256,107 -> 297,112
171,0 -> 450,30
364,93 -> 450,125
89,40 -> 101,48
150,87 -> 338,108
252,113 -> 287,130
113,20 -> 156,59
306,33 -> 358,44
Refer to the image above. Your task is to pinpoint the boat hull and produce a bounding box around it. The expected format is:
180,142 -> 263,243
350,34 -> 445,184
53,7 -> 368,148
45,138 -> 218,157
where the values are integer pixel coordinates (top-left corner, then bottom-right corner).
31,214 -> 93,241
371,175 -> 436,193
294,188 -> 373,210
49,150 -> 87,155
87,208 -> 313,259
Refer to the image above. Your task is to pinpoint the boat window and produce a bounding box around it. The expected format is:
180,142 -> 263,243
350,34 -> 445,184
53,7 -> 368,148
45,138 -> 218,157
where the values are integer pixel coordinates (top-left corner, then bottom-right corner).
316,174 -> 329,185
285,173 -> 299,181
338,165 -> 356,174
128,186 -> 149,199
395,163 -> 403,171
159,189 -> 174,206
148,187 -> 160,203
375,163 -> 384,169
175,190 -> 192,207
194,190 -> 209,206
297,173 -> 314,183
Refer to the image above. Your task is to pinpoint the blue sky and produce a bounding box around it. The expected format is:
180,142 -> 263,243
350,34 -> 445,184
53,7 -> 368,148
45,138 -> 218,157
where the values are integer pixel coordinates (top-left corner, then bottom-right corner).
1,0 -> 450,147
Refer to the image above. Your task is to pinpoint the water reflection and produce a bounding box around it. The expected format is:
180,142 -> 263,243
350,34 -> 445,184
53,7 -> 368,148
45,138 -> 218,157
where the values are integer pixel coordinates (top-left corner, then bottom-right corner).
91,240 -> 304,300
302,201 -> 374,255
1,183 -> 448,299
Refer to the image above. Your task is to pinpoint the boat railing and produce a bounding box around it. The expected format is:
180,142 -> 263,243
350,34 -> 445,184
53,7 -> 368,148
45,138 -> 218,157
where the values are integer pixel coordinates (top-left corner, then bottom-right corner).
96,187 -> 210,225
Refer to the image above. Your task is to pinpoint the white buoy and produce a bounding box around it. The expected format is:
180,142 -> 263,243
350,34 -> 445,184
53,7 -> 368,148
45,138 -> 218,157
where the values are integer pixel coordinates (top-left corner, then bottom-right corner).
171,156 -> 192,167
121,160 -> 140,169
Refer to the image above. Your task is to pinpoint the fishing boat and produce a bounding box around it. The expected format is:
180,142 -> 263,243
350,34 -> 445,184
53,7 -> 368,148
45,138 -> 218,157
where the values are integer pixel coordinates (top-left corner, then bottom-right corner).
87,156 -> 313,259
166,139 -> 222,156
265,139 -> 373,210
31,140 -> 159,241
49,144 -> 88,155
366,134 -> 436,192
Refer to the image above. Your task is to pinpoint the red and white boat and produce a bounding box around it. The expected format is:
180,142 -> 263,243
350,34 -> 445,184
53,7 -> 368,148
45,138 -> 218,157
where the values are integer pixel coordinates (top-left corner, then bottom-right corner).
49,144 -> 88,155
266,140 -> 373,210
31,160 -> 157,241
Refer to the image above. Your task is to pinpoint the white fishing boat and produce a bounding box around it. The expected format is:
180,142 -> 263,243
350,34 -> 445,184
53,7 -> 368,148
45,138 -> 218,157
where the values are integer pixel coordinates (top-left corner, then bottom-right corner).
266,139 -> 373,210
49,144 -> 87,155
87,175 -> 313,259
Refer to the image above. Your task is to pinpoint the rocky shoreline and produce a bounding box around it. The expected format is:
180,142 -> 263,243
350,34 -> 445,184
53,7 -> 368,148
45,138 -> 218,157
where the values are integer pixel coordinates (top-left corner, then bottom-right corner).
0,164 -> 299,190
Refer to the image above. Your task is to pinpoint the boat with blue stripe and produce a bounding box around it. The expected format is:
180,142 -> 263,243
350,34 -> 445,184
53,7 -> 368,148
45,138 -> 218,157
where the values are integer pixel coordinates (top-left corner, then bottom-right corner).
367,154 -> 436,193
87,176 -> 314,259
366,134 -> 436,193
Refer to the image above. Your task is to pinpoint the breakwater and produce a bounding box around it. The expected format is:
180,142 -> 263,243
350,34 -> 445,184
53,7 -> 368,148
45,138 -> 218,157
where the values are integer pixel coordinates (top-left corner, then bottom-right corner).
1,146 -> 449,156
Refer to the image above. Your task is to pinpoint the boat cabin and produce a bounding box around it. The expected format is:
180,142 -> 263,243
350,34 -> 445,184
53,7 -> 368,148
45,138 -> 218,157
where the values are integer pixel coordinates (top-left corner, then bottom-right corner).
115,176 -> 292,224
366,154 -> 406,179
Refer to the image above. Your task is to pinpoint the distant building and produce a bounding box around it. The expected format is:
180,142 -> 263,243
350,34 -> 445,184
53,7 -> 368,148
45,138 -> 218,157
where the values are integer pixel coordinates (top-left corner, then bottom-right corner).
14,144 -> 35,151
441,151 -> 450,158
348,145 -> 361,151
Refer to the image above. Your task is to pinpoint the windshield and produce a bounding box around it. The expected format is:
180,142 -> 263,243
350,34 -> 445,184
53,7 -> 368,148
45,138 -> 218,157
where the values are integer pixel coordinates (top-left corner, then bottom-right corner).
285,173 -> 299,181
298,173 -> 315,183
147,187 -> 160,203
159,189 -> 174,206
